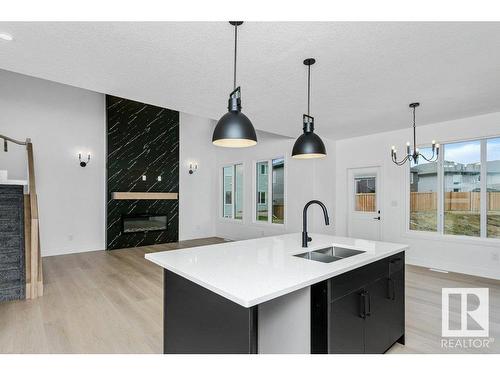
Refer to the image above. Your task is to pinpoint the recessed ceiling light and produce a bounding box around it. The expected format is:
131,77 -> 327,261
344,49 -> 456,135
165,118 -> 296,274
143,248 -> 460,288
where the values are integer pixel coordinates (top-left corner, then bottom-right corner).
0,33 -> 13,41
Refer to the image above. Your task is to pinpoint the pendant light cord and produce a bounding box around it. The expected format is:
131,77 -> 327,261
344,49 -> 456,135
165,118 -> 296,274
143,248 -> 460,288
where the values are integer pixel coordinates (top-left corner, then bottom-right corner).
307,64 -> 311,116
233,24 -> 238,90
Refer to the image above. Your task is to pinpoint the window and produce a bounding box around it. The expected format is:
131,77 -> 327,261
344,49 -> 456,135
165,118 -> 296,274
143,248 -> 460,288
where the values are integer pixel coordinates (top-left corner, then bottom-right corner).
222,164 -> 243,220
410,147 -> 438,232
487,138 -> 500,238
256,161 -> 268,221
354,176 -> 376,212
235,164 -> 244,220
444,141 -> 480,237
408,136 -> 500,240
256,157 -> 285,224
272,158 -> 285,224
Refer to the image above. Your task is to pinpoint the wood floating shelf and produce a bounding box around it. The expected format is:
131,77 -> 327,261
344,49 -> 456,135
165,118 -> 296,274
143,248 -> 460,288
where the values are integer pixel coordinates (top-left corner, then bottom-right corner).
112,192 -> 178,200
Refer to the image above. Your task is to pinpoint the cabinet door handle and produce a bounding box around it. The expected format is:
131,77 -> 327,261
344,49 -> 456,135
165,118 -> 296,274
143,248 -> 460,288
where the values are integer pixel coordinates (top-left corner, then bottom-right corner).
373,216 -> 381,220
365,292 -> 371,317
387,278 -> 396,300
359,291 -> 367,319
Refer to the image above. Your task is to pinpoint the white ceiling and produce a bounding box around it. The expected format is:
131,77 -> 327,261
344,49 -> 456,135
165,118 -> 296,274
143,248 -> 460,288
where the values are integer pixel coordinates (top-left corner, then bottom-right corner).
1,22 -> 500,140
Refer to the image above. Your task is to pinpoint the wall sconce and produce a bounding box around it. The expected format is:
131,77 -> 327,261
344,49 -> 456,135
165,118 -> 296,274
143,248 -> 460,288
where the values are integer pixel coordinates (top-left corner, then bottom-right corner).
79,153 -> 91,167
188,162 -> 198,174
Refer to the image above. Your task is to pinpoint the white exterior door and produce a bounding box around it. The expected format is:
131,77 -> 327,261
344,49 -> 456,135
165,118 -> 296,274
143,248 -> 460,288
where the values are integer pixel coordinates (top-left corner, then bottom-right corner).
347,167 -> 382,241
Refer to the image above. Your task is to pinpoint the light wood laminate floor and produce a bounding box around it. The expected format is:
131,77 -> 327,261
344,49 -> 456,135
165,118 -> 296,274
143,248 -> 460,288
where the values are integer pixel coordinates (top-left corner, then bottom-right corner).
0,238 -> 498,354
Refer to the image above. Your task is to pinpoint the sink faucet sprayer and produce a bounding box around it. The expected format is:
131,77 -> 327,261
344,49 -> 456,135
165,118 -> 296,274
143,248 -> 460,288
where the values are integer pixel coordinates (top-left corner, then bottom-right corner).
302,200 -> 330,247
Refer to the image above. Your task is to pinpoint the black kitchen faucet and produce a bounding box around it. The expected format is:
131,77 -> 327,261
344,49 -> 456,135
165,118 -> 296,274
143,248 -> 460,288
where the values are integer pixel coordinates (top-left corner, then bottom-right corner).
302,200 -> 330,247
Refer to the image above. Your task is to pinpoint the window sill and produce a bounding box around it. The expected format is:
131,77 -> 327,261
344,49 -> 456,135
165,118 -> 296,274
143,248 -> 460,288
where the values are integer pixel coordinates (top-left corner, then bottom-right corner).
218,217 -> 245,225
251,220 -> 286,227
402,229 -> 500,248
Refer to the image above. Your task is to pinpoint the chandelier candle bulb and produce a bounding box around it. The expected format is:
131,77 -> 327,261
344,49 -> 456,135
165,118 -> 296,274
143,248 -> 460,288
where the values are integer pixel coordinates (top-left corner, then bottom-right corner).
406,142 -> 410,155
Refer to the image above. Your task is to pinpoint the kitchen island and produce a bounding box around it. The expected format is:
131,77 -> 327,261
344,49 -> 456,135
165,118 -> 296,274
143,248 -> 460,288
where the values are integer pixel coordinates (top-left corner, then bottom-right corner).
145,233 -> 407,354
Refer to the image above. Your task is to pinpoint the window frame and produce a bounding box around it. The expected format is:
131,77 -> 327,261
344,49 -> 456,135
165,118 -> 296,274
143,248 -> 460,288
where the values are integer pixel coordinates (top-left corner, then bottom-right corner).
219,162 -> 245,222
252,156 -> 287,226
404,136 -> 500,245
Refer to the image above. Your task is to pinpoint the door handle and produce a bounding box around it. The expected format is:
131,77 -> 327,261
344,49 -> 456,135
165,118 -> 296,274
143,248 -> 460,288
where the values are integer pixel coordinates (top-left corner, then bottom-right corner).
359,291 -> 367,319
373,216 -> 381,220
387,278 -> 393,299
387,278 -> 396,300
365,292 -> 371,316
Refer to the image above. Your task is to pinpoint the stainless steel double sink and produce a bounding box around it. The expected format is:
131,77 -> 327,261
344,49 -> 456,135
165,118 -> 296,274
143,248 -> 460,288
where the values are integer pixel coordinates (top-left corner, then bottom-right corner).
294,246 -> 365,263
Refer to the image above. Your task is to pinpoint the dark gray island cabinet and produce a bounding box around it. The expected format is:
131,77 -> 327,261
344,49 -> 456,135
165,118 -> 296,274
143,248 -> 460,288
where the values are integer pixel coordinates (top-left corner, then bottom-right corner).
311,252 -> 405,354
146,233 -> 408,354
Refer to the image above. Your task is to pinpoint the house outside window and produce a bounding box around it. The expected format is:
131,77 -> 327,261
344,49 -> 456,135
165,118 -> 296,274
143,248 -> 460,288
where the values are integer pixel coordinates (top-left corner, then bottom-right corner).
256,157 -> 285,224
222,163 -> 243,220
409,136 -> 500,239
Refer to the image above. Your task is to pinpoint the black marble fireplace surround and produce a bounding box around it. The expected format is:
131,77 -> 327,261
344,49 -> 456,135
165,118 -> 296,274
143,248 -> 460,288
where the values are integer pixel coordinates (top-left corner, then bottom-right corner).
106,95 -> 179,250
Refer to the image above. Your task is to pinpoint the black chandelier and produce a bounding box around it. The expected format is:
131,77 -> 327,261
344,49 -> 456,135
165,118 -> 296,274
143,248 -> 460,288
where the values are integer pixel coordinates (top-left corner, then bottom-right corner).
391,102 -> 439,166
212,21 -> 257,148
291,58 -> 327,159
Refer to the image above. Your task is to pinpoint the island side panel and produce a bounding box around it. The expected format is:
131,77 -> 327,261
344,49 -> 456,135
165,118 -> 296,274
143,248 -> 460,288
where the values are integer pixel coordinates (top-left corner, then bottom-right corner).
258,286 -> 311,354
163,270 -> 258,354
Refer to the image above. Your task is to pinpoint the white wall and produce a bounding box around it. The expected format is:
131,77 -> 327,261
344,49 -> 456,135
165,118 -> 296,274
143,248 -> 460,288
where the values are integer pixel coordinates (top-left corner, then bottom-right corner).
178,112 -> 217,240
335,112 -> 500,279
214,133 -> 336,241
0,70 -> 223,255
0,69 -> 106,257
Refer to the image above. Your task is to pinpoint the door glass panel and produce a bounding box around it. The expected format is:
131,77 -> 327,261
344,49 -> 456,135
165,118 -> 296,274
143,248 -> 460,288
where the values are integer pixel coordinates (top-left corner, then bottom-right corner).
256,161 -> 268,221
409,147 -> 438,232
271,158 -> 285,224
223,166 -> 233,219
487,138 -> 500,238
354,176 -> 376,212
444,140 -> 481,237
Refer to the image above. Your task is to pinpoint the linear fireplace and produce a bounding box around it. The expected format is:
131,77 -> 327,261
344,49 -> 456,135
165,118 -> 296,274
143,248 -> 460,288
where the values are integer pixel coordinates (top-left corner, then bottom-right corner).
121,214 -> 168,234
106,95 -> 179,250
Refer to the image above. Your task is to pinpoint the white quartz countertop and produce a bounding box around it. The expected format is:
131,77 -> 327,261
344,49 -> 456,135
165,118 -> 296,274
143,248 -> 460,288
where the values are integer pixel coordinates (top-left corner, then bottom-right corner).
145,233 -> 408,308
0,179 -> 28,186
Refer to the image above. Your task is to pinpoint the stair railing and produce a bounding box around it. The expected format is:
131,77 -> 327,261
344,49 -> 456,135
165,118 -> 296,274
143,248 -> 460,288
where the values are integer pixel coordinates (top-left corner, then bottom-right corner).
1,134 -> 43,298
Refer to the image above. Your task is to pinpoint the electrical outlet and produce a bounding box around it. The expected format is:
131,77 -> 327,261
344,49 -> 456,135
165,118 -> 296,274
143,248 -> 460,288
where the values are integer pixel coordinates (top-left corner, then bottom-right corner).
68,234 -> 74,241
492,253 -> 499,262
157,175 -> 162,181
142,175 -> 147,181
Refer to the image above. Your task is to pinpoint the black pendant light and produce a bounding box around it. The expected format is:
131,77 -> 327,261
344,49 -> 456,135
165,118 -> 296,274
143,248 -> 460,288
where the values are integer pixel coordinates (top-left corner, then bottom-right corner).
292,58 -> 327,159
212,21 -> 257,148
